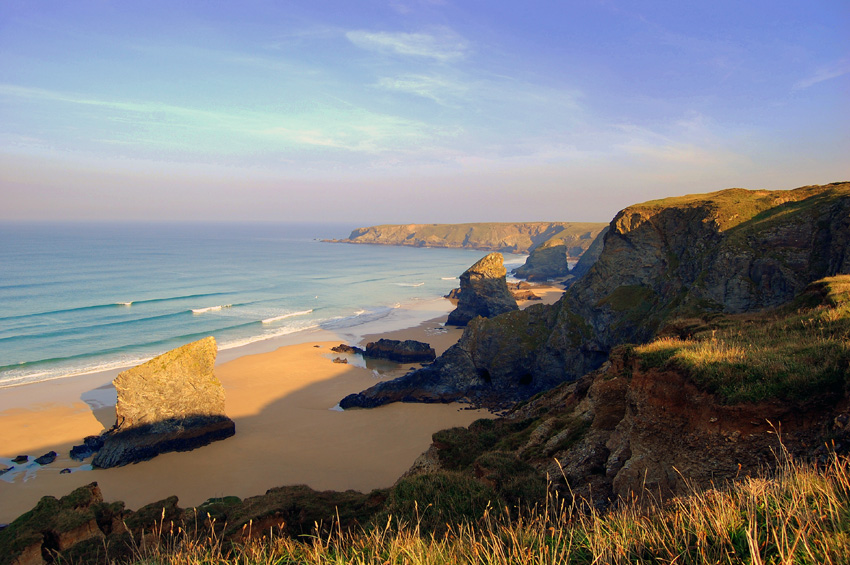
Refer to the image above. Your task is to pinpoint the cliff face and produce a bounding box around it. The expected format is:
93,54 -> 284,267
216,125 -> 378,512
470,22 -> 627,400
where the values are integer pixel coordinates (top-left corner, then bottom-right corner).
341,183 -> 850,409
408,275 -> 850,507
327,222 -> 607,254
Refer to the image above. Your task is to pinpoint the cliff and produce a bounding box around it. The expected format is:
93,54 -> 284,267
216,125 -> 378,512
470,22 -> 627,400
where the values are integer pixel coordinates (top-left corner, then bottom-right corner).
325,222 -> 607,254
340,182 -> 850,409
408,274 -> 850,507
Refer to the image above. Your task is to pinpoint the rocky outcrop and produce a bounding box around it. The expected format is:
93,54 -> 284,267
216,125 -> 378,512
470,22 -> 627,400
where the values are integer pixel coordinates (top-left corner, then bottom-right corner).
325,222 -> 607,254
446,253 -> 518,326
91,337 -> 235,468
513,239 -> 569,280
565,226 -> 608,283
341,183 -> 850,409
364,339 -> 436,363
0,483 -> 124,565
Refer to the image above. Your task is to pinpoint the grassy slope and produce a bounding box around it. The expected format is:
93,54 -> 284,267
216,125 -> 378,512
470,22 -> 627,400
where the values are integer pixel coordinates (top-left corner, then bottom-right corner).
635,276 -> 850,404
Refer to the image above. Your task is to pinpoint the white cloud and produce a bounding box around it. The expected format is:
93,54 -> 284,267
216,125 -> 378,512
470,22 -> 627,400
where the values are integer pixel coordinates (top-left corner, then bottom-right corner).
793,58 -> 850,90
345,27 -> 468,61
375,73 -> 469,105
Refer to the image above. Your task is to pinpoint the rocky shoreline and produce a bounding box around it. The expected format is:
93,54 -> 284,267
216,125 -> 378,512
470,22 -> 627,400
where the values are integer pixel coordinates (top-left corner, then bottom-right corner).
3,182 -> 849,565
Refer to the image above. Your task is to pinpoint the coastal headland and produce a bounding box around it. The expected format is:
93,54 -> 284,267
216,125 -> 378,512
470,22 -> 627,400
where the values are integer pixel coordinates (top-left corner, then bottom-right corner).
325,221 -> 607,255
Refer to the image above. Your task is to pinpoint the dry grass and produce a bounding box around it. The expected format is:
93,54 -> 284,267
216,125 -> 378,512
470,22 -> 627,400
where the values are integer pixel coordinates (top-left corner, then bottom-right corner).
112,452 -> 850,565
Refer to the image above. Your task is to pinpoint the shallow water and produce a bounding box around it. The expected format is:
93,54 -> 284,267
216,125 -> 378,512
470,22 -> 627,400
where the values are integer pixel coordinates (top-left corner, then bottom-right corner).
0,222 -> 524,388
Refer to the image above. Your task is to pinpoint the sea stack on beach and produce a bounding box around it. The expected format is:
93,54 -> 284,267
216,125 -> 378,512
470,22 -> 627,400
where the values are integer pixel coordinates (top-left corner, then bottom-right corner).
91,337 -> 236,468
446,253 -> 518,326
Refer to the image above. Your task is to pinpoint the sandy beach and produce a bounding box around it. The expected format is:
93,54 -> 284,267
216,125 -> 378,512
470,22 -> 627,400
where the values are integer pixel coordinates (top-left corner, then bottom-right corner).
0,286 -> 563,524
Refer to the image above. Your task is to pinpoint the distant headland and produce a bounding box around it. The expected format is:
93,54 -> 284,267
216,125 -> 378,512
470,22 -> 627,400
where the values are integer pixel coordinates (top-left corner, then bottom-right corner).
323,222 -> 608,255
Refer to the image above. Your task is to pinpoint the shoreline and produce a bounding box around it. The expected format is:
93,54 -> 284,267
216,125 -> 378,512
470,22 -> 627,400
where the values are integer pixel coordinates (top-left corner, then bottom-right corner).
0,286 -> 563,523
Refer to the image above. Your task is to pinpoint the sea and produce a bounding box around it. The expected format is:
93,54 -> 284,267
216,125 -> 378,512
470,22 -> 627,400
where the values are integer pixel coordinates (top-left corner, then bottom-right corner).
0,222 -> 526,389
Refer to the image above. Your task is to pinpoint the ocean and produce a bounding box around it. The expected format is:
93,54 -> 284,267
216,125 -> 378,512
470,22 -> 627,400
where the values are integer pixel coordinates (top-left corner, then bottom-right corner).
0,222 -> 525,389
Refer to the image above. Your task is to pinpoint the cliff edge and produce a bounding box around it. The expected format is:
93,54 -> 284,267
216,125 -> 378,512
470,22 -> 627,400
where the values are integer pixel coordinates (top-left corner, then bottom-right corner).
340,182 -> 850,409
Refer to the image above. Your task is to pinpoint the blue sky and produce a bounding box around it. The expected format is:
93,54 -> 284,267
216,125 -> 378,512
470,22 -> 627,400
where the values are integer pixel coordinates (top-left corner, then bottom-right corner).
1,1 -> 847,223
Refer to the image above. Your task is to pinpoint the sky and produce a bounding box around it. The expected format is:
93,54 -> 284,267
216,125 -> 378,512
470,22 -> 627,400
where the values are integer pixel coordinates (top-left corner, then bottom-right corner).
1,0 -> 848,224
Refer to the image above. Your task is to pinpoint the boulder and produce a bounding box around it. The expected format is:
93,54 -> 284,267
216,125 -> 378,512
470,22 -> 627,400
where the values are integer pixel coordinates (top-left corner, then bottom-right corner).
331,344 -> 365,355
34,451 -> 57,466
446,253 -> 518,326
91,337 -> 235,468
363,339 -> 436,363
70,436 -> 105,462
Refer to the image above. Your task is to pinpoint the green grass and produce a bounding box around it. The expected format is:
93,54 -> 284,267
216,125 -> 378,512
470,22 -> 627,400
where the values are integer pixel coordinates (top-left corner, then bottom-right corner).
114,452 -> 850,564
634,276 -> 850,404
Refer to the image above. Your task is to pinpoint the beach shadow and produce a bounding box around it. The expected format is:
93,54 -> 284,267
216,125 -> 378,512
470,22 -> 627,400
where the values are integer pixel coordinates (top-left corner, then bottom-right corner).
81,385 -> 117,429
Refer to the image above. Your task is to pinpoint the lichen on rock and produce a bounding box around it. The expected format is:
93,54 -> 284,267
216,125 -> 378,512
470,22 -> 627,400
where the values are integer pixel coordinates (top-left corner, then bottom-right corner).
91,337 -> 235,468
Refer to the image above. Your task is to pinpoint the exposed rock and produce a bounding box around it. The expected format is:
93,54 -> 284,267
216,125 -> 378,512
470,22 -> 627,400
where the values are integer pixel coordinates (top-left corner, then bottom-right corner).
567,226 -> 608,283
0,482 -> 123,565
446,253 -> 518,326
513,239 -> 570,280
341,183 -> 850,409
70,436 -> 104,462
331,344 -> 365,355
512,290 -> 541,301
34,452 -> 57,466
332,357 -> 349,364
325,222 -> 608,254
363,339 -> 436,363
444,287 -> 462,300
11,456 -> 27,464
91,337 -> 235,468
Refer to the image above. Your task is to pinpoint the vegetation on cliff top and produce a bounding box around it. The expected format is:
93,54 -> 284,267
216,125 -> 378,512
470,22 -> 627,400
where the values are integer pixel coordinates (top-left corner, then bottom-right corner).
635,275 -> 850,404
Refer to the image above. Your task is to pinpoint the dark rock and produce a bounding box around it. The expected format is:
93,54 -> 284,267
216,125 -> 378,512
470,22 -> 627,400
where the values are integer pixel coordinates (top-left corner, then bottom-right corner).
513,239 -> 570,280
72,435 -> 106,461
364,339 -> 436,363
331,344 -> 365,355
444,287 -> 462,300
0,467 -> 11,476
34,451 -> 58,465
70,445 -> 93,462
332,357 -> 349,364
12,455 -> 28,464
84,435 -> 104,450
92,337 -> 235,468
342,183 -> 850,410
567,226 -> 608,283
60,468 -> 71,474
446,253 -> 519,326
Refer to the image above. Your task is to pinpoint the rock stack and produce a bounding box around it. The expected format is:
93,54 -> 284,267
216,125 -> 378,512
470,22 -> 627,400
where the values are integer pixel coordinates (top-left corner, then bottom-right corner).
446,253 -> 518,326
91,337 -> 235,468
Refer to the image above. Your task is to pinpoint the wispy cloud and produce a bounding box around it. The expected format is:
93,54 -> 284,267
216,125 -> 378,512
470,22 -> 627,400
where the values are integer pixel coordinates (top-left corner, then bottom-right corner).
0,84 -> 446,156
346,27 -> 468,61
375,73 -> 469,105
793,58 -> 850,90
